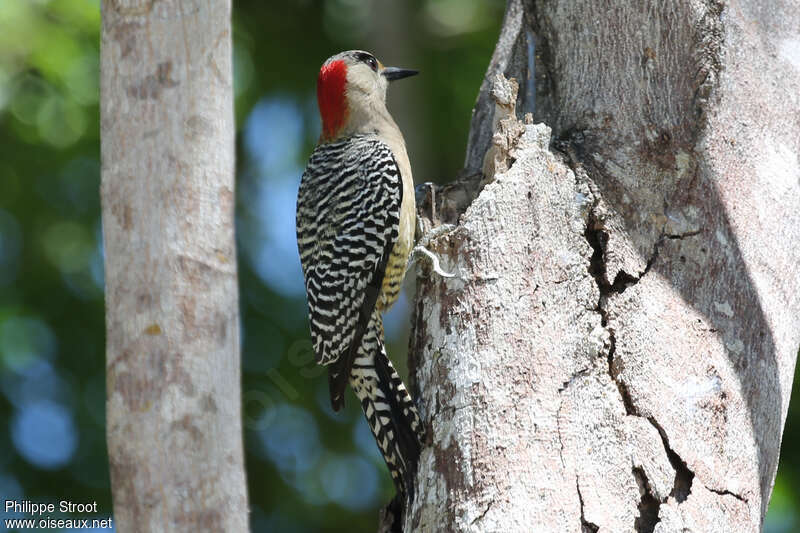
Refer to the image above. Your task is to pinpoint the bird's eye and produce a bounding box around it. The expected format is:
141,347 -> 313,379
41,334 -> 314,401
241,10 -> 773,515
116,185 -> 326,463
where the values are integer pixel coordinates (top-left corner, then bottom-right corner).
357,53 -> 378,72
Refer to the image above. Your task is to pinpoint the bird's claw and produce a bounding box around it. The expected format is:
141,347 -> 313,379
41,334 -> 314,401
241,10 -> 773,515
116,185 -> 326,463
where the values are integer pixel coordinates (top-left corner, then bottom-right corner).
407,223 -> 458,278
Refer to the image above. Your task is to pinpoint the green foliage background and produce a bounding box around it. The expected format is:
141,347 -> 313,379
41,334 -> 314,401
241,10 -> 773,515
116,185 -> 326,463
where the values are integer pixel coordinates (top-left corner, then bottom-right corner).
0,1 -> 796,531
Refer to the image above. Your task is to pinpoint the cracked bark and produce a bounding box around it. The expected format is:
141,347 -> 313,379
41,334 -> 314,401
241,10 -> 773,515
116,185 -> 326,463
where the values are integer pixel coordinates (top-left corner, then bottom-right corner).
379,0 -> 800,531
101,1 -> 249,531
577,476 -> 600,533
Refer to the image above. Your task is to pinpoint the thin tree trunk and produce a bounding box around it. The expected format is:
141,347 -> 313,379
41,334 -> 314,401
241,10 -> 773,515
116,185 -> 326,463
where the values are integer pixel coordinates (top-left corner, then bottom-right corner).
100,1 -> 248,530
398,0 -> 800,531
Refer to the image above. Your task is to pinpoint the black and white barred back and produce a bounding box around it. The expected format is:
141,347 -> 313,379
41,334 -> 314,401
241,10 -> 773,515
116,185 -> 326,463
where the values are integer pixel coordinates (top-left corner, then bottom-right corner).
296,134 -> 423,495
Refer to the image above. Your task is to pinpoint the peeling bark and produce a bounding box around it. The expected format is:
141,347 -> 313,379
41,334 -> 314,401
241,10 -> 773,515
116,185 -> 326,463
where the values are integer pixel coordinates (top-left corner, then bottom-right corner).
392,0 -> 800,531
101,0 -> 249,531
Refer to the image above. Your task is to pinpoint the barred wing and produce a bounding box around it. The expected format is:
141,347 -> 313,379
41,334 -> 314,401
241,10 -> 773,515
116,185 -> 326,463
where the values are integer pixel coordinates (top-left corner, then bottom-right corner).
296,135 -> 402,408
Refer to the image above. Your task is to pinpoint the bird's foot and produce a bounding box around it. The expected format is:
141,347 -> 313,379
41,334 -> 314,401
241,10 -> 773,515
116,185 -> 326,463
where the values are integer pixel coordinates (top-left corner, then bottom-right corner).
407,223 -> 457,278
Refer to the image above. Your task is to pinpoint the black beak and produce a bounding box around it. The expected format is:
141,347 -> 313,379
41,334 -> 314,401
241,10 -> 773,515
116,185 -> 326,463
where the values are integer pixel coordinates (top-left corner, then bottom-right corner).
382,67 -> 419,82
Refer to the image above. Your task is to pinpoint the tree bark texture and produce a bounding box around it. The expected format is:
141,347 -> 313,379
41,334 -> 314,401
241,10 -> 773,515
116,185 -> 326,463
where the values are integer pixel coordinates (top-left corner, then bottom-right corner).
404,0 -> 800,531
100,1 -> 248,531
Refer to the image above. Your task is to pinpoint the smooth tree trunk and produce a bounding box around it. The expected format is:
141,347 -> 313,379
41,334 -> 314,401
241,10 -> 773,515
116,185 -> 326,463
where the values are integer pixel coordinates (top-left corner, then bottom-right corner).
100,1 -> 249,530
396,0 -> 800,531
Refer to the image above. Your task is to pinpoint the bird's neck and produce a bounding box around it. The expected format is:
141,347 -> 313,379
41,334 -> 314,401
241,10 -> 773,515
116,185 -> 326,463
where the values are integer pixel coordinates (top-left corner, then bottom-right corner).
318,60 -> 349,141
336,100 -> 399,140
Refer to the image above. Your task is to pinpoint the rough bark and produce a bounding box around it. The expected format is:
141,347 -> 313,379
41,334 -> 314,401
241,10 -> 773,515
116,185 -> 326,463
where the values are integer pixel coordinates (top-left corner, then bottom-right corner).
398,0 -> 800,531
100,1 -> 249,531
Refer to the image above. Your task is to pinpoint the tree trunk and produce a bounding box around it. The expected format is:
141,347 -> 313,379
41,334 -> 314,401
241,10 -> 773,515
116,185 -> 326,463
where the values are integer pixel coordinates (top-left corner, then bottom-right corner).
100,1 -> 249,531
400,0 -> 800,531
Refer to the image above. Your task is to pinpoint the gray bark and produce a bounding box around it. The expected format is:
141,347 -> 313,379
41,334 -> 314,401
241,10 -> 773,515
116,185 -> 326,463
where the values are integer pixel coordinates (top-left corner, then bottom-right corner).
400,0 -> 800,531
100,1 -> 249,531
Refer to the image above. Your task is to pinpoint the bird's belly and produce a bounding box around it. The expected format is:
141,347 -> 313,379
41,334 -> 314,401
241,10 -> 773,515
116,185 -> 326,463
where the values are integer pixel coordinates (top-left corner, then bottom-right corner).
377,198 -> 415,311
377,240 -> 410,311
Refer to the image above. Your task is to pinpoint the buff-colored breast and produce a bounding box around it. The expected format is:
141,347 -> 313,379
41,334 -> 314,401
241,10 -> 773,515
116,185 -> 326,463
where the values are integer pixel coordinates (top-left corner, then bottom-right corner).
376,130 -> 415,312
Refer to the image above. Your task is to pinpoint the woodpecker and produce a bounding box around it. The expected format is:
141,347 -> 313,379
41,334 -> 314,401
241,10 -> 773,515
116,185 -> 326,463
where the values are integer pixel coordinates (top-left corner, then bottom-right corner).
296,50 -> 423,497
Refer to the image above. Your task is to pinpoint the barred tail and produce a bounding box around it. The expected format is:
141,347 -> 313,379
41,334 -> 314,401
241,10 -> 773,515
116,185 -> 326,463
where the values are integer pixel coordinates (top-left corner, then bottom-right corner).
349,312 -> 424,497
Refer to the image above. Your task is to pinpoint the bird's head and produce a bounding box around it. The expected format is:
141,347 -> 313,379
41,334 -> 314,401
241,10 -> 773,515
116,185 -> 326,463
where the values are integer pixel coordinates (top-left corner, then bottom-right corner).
316,50 -> 417,142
